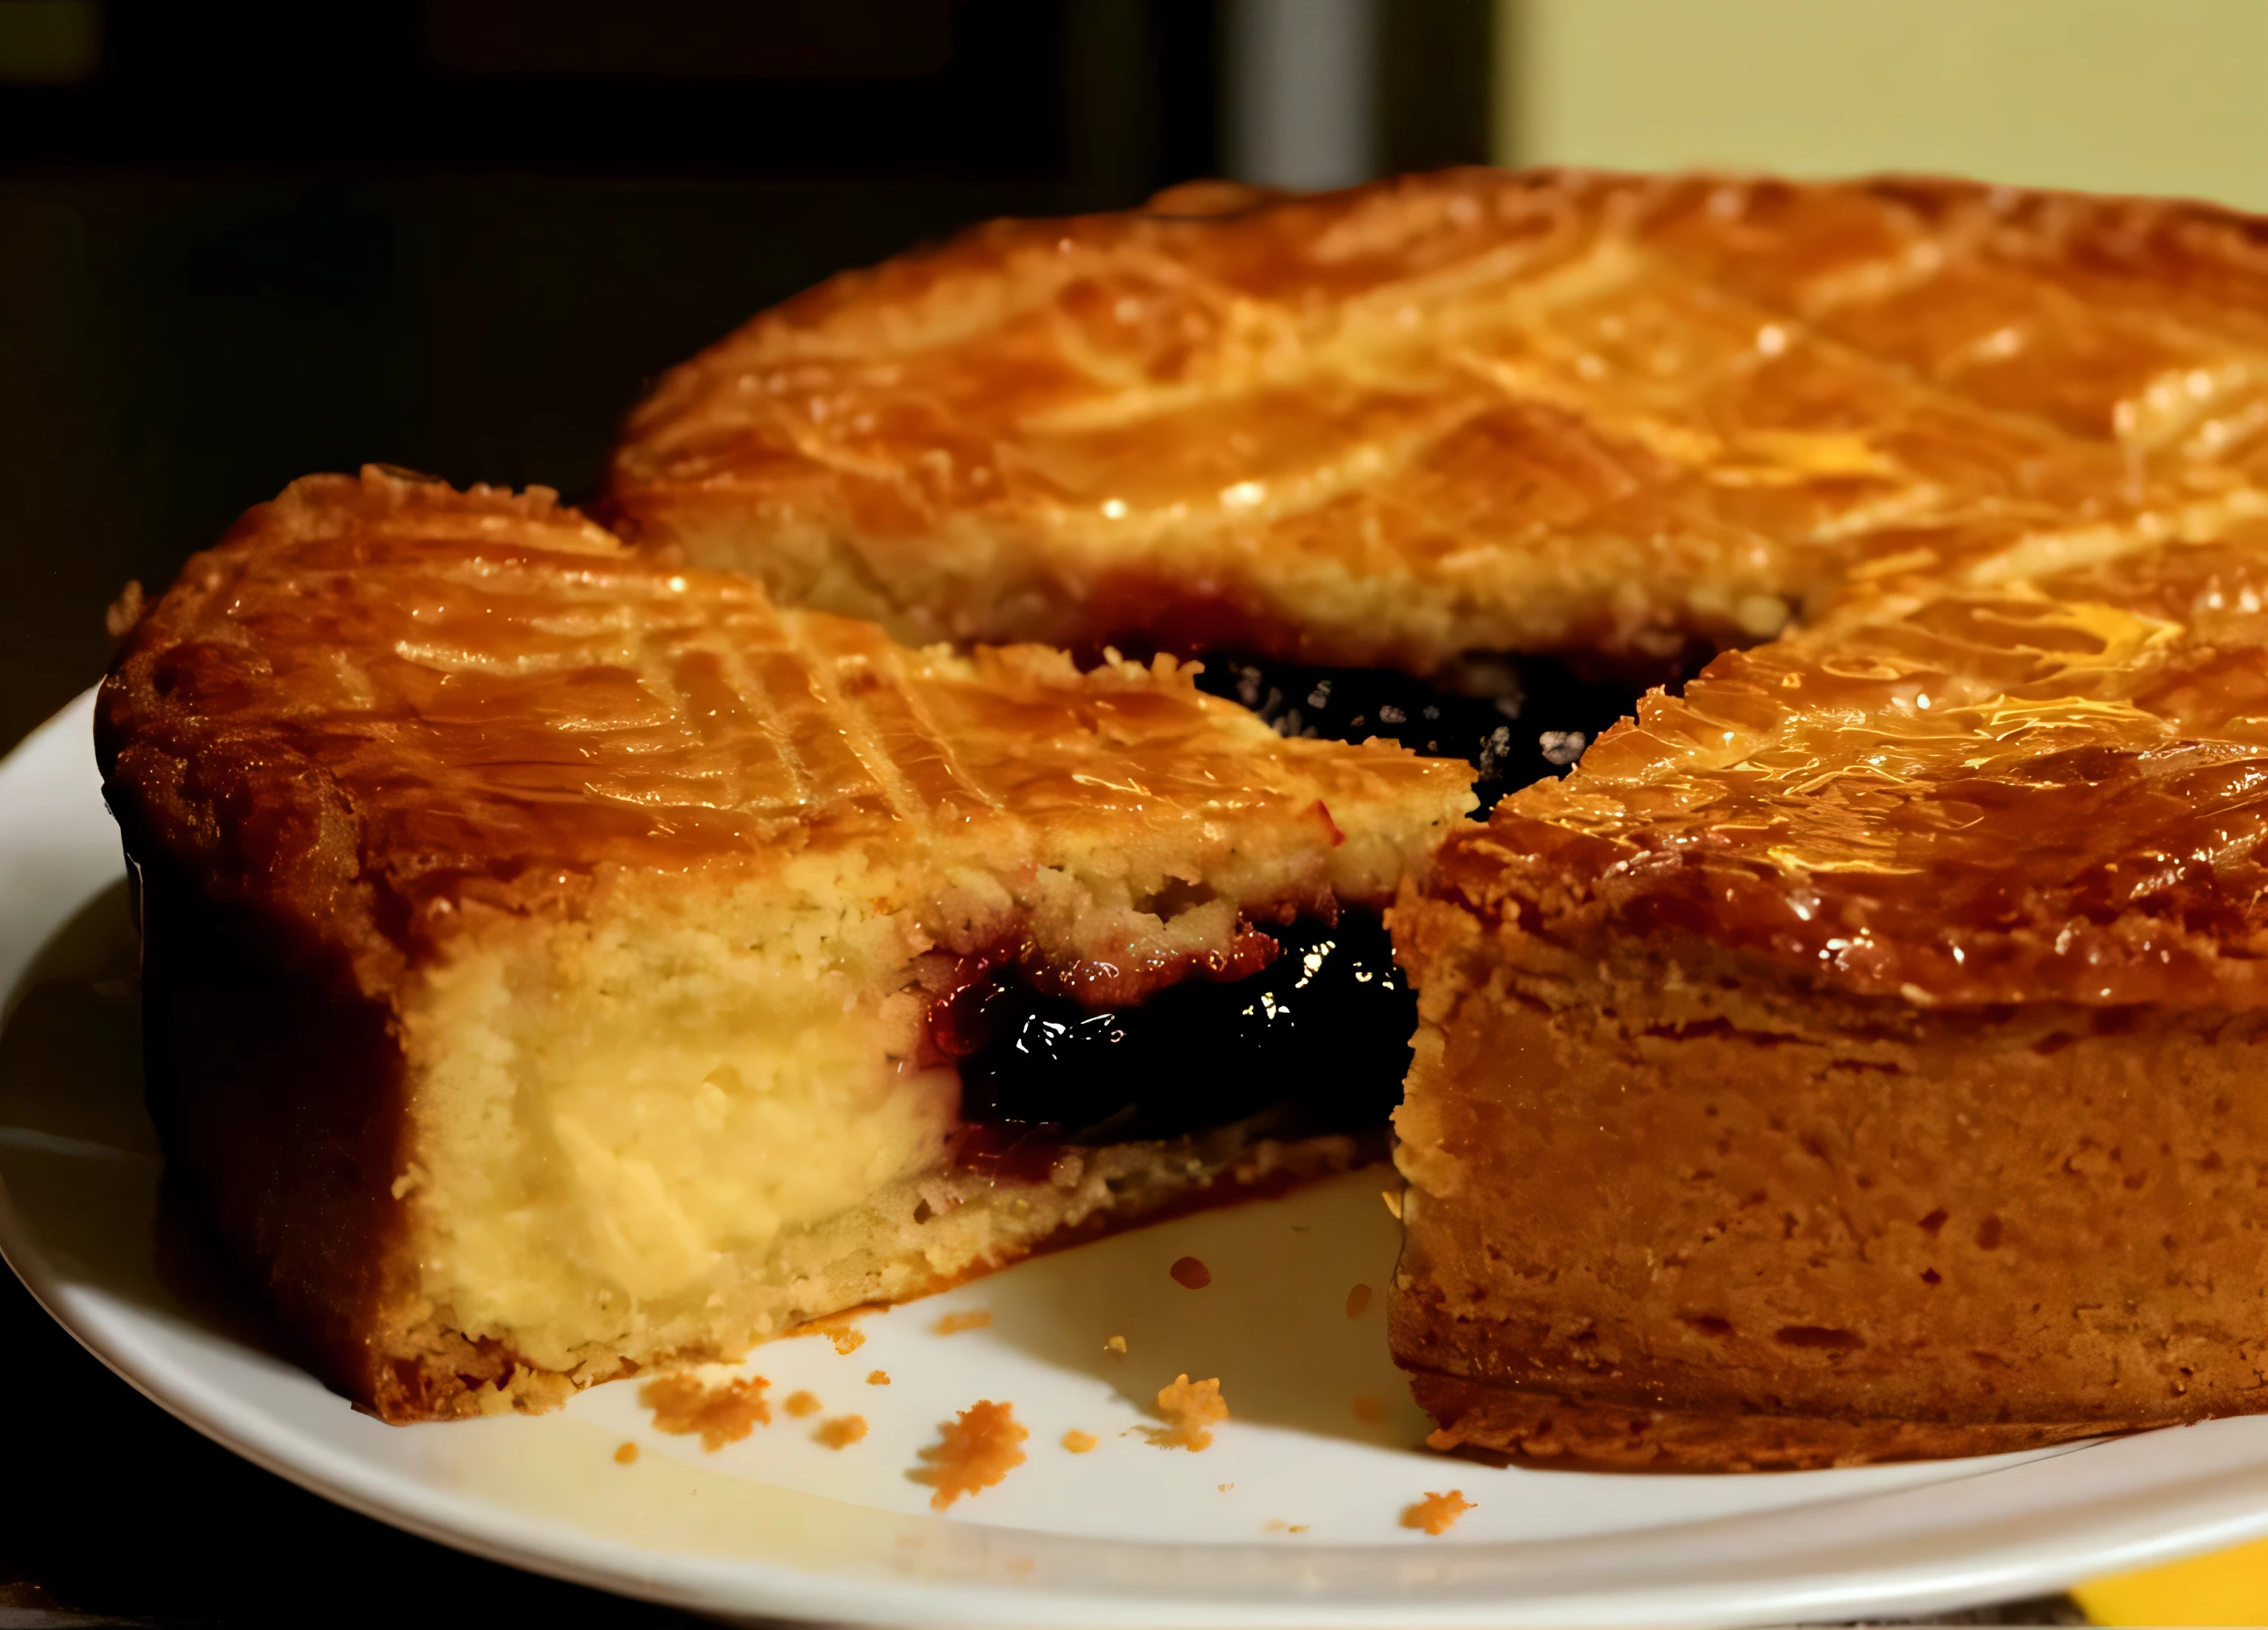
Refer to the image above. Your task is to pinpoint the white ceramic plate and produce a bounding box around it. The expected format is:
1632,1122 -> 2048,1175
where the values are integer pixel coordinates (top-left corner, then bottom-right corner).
10,689 -> 2268,1628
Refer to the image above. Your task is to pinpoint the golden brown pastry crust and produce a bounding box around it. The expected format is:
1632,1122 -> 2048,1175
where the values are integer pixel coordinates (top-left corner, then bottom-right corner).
100,468 -> 1465,959
605,167 -> 2268,675
1436,526 -> 2268,1015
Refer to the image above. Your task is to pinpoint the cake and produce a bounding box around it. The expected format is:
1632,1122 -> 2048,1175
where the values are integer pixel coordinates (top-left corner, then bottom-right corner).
1392,529 -> 2268,1468
602,170 -> 2267,684
97,467 -> 1472,1423
605,168 -> 2268,1466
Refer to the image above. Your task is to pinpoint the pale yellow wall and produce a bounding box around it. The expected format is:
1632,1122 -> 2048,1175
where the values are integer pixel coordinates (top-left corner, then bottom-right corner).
1495,0 -> 2268,211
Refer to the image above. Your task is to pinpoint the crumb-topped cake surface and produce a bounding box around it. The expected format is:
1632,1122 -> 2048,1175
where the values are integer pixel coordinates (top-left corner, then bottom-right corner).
606,168 -> 2268,675
99,467 -> 1470,1423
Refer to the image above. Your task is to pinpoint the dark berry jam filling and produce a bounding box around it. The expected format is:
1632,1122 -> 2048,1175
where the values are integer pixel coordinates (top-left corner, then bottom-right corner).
1194,648 -> 1710,811
941,915 -> 1412,1171
938,650 -> 1712,1172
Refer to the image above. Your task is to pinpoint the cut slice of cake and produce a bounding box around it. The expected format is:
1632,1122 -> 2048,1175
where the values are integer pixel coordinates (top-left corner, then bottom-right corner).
1391,524 -> 2268,1469
97,467 -> 1473,1423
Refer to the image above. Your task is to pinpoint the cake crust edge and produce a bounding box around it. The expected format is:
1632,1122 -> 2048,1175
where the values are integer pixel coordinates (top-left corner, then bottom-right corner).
1399,1364 -> 2132,1473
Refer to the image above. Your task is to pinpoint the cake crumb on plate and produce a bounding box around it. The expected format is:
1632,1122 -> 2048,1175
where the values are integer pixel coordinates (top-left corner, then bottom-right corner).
867,1369 -> 890,1385
816,1415 -> 869,1449
784,1389 -> 822,1417
933,1309 -> 993,1335
791,1307 -> 872,1355
1403,1490 -> 1474,1536
914,1400 -> 1029,1509
1104,1335 -> 1127,1355
1143,1374 -> 1228,1451
641,1374 -> 771,1451
1169,1255 -> 1212,1289
1345,1283 -> 1373,1318
613,1441 -> 639,1465
1062,1430 -> 1099,1454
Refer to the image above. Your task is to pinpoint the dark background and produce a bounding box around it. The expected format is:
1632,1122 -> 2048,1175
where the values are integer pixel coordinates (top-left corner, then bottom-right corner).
0,0 -> 1489,760
0,3 -> 1485,1622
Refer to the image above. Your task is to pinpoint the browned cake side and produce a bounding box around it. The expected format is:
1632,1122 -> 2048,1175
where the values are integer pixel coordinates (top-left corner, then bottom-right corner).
1392,529 -> 2268,1469
100,467 -> 1473,1422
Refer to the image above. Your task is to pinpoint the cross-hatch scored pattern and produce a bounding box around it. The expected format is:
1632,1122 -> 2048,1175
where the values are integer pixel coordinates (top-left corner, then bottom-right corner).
212,517 -> 921,848
613,170 -> 2268,670
121,470 -> 1460,912
1464,524 -> 2268,1009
